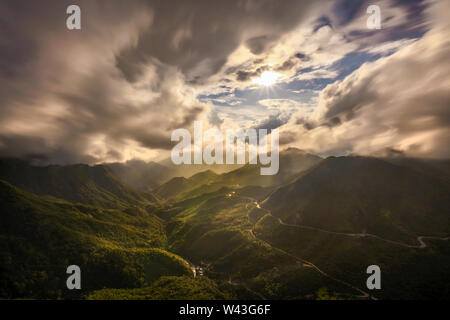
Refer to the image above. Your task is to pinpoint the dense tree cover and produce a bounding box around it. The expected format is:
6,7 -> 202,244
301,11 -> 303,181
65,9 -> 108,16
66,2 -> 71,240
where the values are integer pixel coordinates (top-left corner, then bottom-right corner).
1,153 -> 449,300
164,190 -> 356,299
0,180 -> 190,299
0,158 -> 160,209
86,276 -> 234,300
264,156 -> 450,241
156,149 -> 321,202
255,214 -> 450,299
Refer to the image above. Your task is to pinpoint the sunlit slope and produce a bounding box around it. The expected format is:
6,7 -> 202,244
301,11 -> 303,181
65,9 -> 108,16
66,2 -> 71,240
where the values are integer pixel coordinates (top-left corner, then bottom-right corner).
0,158 -> 160,209
216,148 -> 322,188
164,189 -> 361,299
264,156 -> 450,241
155,148 -> 321,201
155,170 -> 219,200
86,276 -> 234,300
0,180 -> 191,299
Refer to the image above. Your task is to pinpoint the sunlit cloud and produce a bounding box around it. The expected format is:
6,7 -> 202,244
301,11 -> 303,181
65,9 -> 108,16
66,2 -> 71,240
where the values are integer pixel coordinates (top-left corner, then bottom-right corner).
252,71 -> 283,86
0,0 -> 446,163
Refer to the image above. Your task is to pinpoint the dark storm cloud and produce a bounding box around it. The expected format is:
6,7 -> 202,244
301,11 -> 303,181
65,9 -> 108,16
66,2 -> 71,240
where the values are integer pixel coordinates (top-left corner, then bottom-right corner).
319,76 -> 378,123
313,16 -> 333,32
332,0 -> 367,26
246,35 -> 276,55
114,0 -> 324,84
278,131 -> 297,146
0,0 -> 323,164
0,134 -> 99,165
0,0 -> 161,163
236,66 -> 268,82
3,0 -> 446,164
295,117 -> 316,131
253,114 -> 287,131
275,58 -> 297,71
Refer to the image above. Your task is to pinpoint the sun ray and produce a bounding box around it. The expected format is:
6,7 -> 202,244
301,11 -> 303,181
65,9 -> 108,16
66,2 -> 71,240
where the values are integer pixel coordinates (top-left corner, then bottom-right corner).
252,71 -> 282,86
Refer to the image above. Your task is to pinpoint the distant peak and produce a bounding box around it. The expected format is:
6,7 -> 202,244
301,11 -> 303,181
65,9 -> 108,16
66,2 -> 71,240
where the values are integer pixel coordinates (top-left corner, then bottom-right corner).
190,169 -> 217,178
283,147 -> 307,154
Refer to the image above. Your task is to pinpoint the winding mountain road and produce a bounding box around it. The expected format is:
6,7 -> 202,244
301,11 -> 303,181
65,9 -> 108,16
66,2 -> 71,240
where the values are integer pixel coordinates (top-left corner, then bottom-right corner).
241,195 -> 450,299
178,193 -> 448,300
242,197 -> 374,299
243,195 -> 449,249
273,215 -> 449,249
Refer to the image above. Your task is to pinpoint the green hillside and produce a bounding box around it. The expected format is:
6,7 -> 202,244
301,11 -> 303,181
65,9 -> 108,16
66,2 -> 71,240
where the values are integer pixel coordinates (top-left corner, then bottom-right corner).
216,148 -> 322,188
155,148 -> 321,201
384,157 -> 450,181
264,156 -> 450,242
0,180 -> 191,299
155,170 -> 219,200
1,153 -> 450,300
0,158 -> 159,209
164,189 -> 358,299
86,276 -> 234,300
254,214 -> 450,299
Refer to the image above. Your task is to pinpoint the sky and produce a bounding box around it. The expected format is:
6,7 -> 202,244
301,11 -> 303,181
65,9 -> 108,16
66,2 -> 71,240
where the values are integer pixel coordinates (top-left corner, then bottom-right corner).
0,0 -> 448,164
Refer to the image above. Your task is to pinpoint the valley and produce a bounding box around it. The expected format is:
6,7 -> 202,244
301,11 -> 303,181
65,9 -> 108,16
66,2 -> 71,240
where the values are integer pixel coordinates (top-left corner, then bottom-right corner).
1,149 -> 449,300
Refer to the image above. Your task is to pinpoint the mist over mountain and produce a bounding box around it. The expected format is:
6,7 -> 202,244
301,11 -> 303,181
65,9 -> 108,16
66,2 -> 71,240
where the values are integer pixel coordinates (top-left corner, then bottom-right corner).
217,148 -> 322,188
155,170 -> 219,200
158,154 -> 244,178
1,0 -> 449,302
1,151 -> 450,300
106,160 -> 174,192
155,148 -> 322,201
0,158 -> 159,209
264,156 -> 450,242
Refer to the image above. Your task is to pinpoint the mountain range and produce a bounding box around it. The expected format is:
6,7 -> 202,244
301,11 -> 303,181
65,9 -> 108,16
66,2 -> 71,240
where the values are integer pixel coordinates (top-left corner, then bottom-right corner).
1,148 -> 449,299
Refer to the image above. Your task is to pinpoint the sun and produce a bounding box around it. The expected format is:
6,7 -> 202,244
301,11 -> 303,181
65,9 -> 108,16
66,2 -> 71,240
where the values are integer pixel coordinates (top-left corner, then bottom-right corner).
252,71 -> 282,86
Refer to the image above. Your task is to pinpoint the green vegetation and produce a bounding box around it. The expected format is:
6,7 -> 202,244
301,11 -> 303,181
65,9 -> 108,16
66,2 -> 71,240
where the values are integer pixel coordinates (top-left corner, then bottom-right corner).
215,148 -> 321,188
155,170 -> 219,200
155,148 -> 321,202
1,152 -> 449,300
164,189 -> 356,299
255,214 -> 450,299
0,180 -> 190,299
0,158 -> 160,209
86,276 -> 234,300
264,156 -> 450,242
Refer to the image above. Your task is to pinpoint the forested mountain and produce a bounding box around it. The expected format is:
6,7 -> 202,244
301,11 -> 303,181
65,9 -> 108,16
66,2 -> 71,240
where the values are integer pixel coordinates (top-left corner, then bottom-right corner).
0,180 -> 190,299
215,148 -> 322,188
155,148 -> 321,201
155,170 -> 219,200
263,156 -> 450,241
0,158 -> 159,209
106,160 -> 173,192
1,154 -> 449,300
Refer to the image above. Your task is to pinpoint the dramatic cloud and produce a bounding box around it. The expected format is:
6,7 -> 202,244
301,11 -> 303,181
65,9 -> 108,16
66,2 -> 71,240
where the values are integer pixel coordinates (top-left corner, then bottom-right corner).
114,0 -> 324,83
0,0 -> 325,164
282,0 -> 450,158
0,0 -> 447,164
